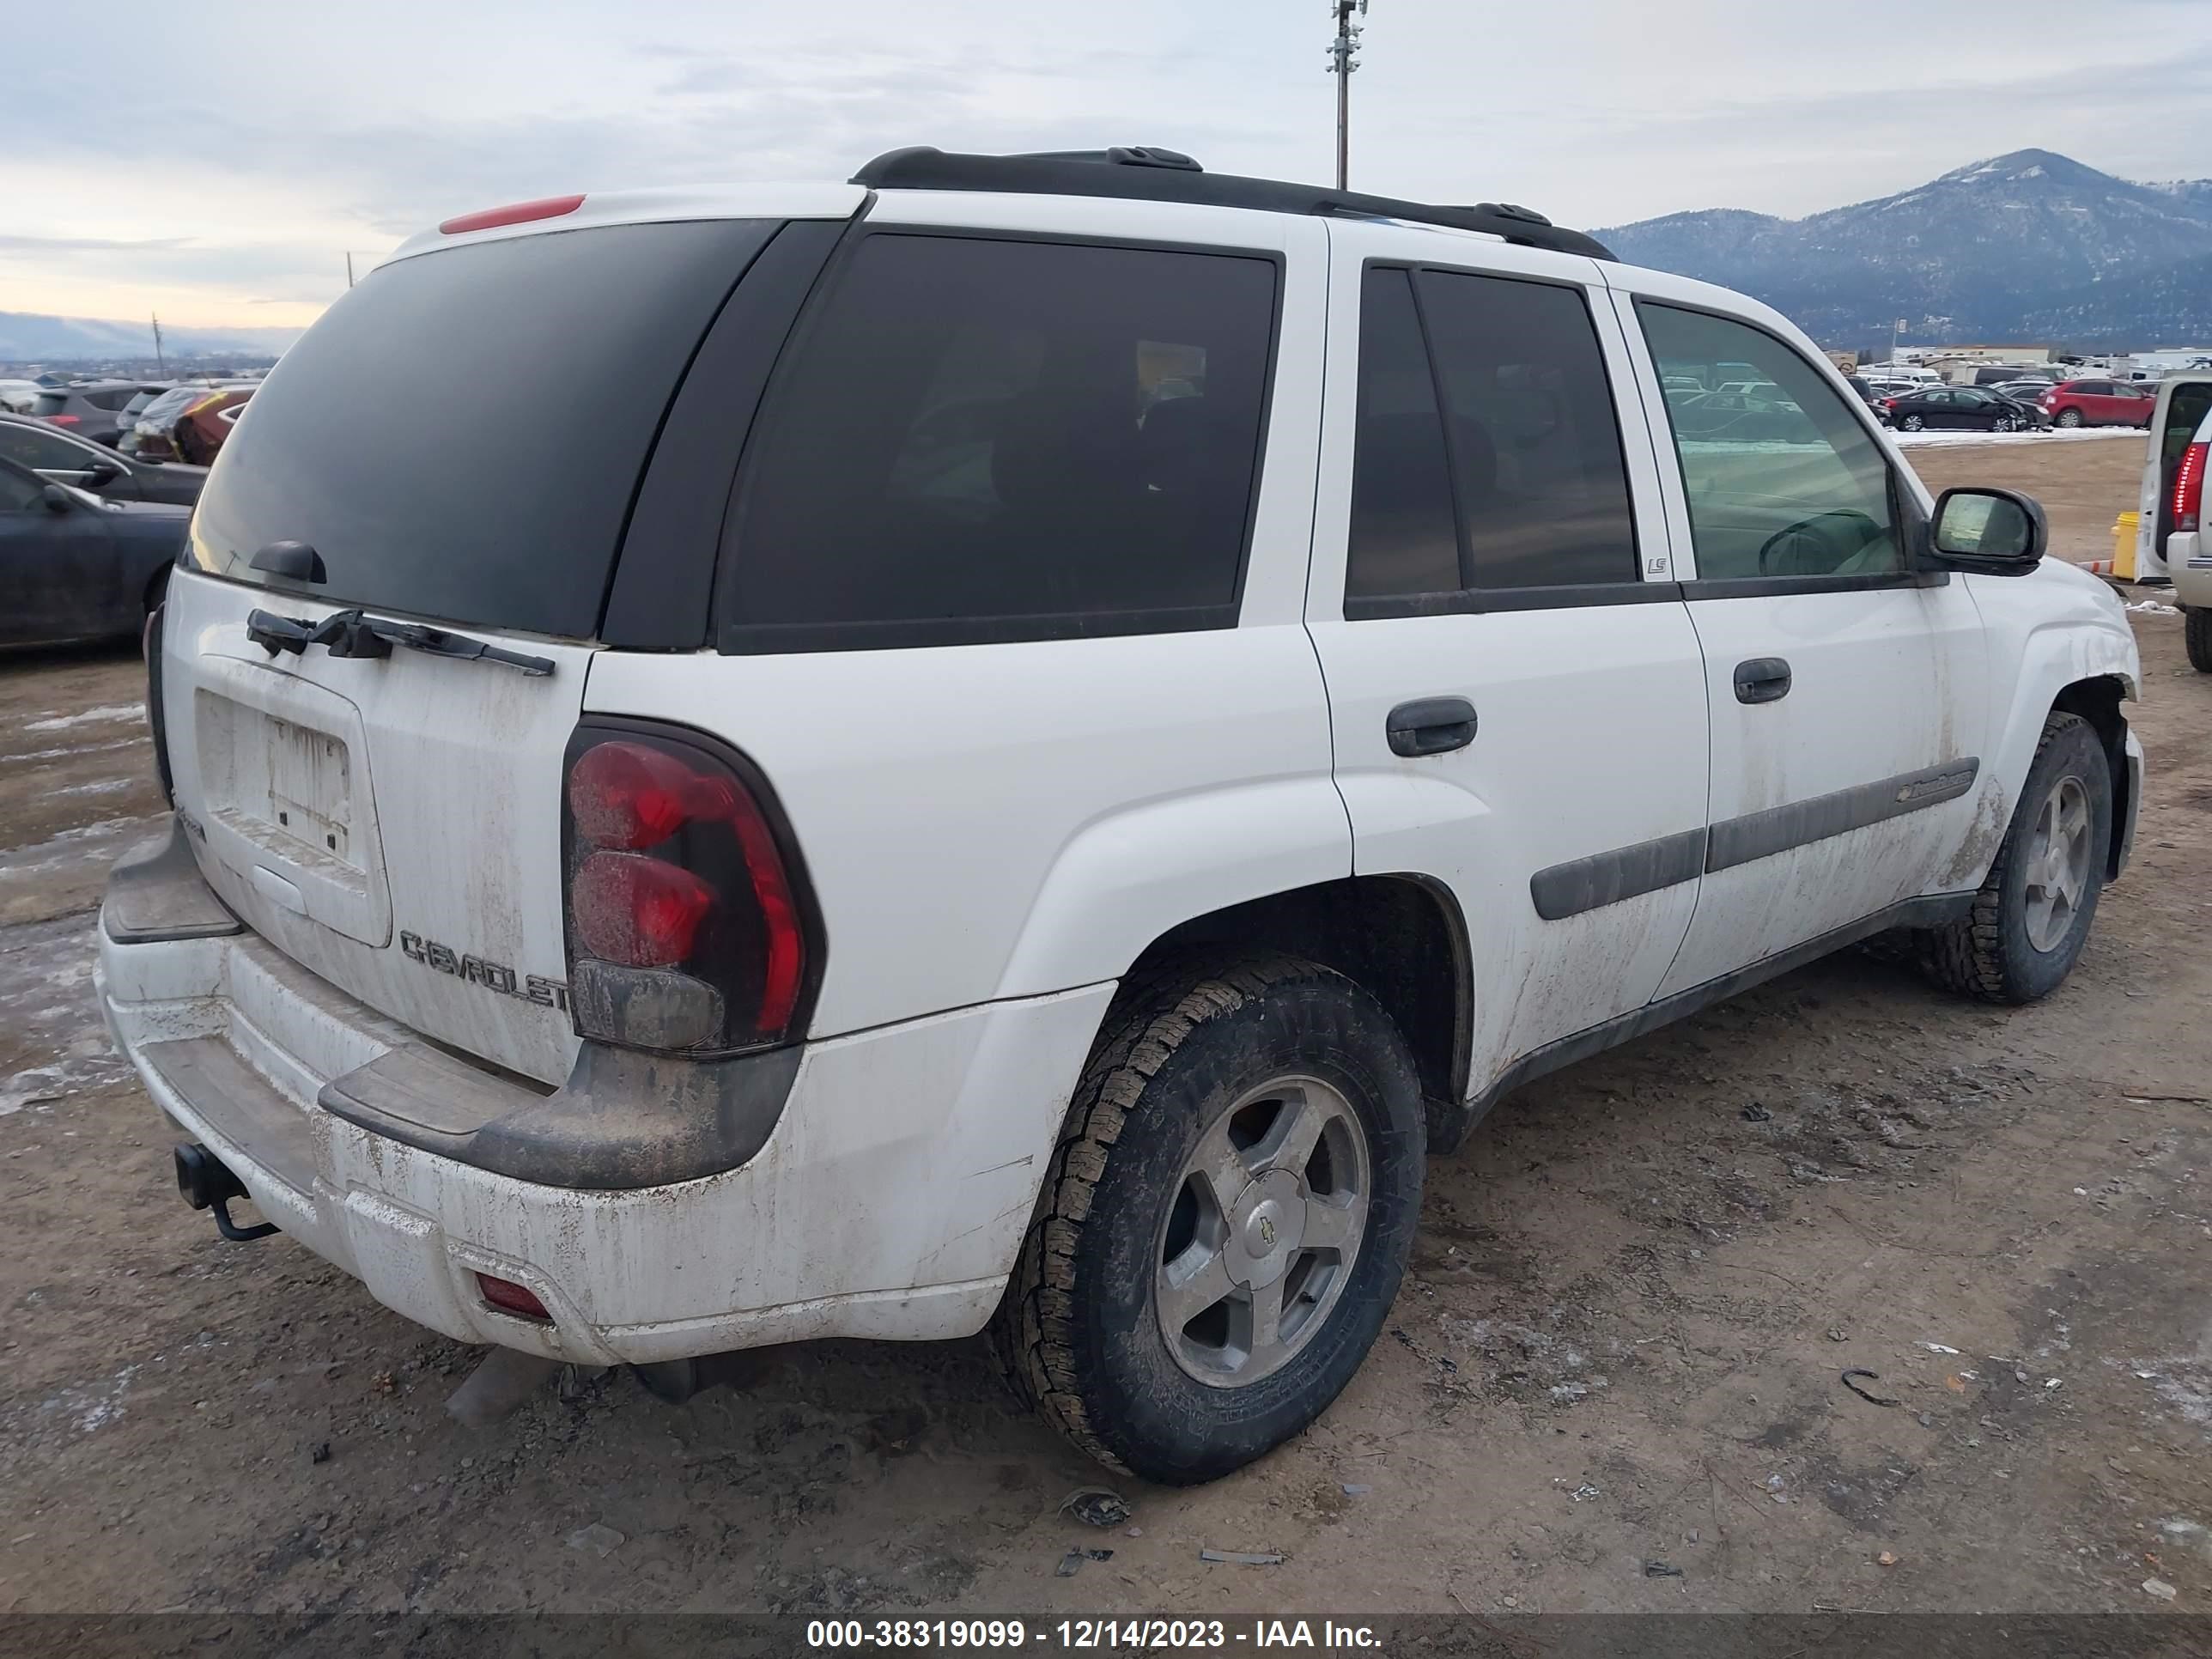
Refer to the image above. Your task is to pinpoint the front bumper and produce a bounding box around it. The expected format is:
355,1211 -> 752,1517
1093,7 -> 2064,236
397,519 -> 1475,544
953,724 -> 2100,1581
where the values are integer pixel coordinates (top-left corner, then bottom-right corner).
97,823 -> 1111,1363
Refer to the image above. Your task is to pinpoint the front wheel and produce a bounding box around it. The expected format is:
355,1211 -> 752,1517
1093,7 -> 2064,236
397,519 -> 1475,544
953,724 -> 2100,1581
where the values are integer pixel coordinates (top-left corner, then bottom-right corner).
1993,416 -> 2015,433
994,956 -> 1425,1485
1922,713 -> 2110,1004
2056,408 -> 2084,428
2187,607 -> 2212,673
1901,413 -> 1925,432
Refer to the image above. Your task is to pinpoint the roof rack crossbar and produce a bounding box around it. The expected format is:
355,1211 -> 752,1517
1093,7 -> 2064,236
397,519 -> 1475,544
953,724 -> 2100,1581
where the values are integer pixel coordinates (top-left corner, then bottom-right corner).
849,146 -> 1614,261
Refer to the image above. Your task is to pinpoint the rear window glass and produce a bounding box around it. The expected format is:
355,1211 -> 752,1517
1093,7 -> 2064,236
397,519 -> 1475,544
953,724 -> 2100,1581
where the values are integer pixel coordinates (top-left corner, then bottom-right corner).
32,392 -> 67,417
187,219 -> 780,639
719,233 -> 1278,651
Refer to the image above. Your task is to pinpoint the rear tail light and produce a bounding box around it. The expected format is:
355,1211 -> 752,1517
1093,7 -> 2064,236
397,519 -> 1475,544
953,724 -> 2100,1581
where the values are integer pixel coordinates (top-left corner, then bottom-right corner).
46,413 -> 78,427
2176,440 -> 2209,535
561,721 -> 818,1056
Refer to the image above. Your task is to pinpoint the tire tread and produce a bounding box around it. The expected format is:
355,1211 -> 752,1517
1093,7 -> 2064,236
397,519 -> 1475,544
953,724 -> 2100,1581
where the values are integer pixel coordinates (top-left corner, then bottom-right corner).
989,953 -> 1343,1474
1921,710 -> 2092,1003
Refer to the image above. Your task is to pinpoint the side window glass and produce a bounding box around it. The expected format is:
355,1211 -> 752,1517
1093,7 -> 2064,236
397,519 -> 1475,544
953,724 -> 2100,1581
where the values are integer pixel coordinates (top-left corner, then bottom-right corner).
1638,302 -> 1901,582
0,424 -> 76,471
1346,268 -> 1457,601
723,234 -> 1278,648
0,464 -> 46,511
1416,270 -> 1638,588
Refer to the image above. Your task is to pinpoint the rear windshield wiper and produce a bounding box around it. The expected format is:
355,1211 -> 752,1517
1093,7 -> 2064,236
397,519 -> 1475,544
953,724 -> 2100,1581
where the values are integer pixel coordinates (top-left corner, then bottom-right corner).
247,608 -> 556,677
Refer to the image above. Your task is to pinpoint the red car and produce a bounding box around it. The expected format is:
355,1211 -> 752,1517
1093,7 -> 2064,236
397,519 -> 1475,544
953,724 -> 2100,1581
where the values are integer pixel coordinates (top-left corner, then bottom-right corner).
2039,378 -> 2155,428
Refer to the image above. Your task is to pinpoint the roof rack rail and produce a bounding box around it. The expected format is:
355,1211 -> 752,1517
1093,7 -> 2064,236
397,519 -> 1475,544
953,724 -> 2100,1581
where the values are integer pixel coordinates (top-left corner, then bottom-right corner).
850,146 -> 1615,261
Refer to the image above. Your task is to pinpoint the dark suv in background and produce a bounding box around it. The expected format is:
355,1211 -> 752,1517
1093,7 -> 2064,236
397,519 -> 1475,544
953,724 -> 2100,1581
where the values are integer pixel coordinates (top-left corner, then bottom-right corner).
31,380 -> 169,447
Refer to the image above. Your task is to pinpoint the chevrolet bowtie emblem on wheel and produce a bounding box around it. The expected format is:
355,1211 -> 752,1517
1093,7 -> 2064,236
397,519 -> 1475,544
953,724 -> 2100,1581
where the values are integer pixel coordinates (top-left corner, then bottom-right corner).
1258,1216 -> 1276,1247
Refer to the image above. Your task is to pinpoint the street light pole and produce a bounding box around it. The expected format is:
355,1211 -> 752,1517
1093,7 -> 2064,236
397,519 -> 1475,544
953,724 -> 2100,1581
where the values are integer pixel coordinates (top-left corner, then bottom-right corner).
1328,0 -> 1367,191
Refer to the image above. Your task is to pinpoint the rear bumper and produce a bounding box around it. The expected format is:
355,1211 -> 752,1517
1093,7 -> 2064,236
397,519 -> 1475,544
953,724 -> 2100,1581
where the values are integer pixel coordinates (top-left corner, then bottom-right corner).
97,824 -> 1111,1363
2170,532 -> 2212,609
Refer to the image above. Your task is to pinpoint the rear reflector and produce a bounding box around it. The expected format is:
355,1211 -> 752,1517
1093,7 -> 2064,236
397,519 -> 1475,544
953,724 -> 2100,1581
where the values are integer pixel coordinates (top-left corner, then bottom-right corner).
439,194 -> 586,236
476,1273 -> 551,1321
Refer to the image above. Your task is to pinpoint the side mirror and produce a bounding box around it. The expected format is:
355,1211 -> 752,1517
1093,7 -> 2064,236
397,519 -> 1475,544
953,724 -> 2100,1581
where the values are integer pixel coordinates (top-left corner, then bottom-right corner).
40,483 -> 72,513
1928,486 -> 2045,576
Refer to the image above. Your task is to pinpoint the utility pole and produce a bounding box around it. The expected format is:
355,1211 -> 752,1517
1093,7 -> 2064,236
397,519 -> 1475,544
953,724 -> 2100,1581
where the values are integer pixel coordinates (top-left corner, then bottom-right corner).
151,313 -> 166,375
1891,316 -> 1906,367
1328,0 -> 1367,191
346,251 -> 356,289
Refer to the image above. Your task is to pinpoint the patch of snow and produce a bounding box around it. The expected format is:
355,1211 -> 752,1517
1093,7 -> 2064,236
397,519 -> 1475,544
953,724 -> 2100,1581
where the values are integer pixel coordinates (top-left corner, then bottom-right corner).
20,704 -> 145,734
2128,601 -> 2179,615
38,1364 -> 139,1434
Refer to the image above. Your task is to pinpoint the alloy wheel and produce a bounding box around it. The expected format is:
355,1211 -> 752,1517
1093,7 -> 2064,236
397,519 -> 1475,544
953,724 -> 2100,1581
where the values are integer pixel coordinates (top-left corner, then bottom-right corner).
1155,1075 -> 1370,1388
2023,775 -> 2094,953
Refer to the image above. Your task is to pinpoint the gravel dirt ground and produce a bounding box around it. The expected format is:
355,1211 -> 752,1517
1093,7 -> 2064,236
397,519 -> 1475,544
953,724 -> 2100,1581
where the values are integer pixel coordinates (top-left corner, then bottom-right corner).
4,435 -> 2209,1622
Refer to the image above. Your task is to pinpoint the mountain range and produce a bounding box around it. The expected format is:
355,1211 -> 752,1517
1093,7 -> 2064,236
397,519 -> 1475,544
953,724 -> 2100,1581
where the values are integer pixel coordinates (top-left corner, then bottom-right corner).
0,311 -> 303,363
1597,149 -> 2212,351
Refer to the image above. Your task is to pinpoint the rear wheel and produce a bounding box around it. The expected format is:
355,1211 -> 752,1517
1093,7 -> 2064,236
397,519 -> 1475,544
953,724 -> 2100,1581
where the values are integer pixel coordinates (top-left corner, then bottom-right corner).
1921,713 -> 2109,1004
994,955 -> 1425,1485
2187,608 -> 2212,673
2056,408 -> 2084,428
1901,413 -> 1925,432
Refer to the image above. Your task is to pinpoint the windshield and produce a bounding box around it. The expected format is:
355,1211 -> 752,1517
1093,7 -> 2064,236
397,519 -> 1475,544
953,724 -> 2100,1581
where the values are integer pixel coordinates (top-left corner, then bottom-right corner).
186,218 -> 781,639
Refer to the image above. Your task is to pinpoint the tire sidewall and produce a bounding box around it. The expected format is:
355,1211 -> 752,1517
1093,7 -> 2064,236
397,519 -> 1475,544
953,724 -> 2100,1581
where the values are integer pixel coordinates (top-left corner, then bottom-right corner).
1069,976 -> 1425,1484
1993,722 -> 2111,999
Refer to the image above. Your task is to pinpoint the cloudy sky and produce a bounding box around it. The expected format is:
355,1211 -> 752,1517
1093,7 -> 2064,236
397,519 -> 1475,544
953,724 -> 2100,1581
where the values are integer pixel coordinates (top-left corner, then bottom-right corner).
9,0 -> 2211,329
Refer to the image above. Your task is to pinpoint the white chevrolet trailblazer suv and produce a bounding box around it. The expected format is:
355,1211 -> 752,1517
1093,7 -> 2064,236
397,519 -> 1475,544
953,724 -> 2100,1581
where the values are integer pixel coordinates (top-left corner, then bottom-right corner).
99,147 -> 2143,1485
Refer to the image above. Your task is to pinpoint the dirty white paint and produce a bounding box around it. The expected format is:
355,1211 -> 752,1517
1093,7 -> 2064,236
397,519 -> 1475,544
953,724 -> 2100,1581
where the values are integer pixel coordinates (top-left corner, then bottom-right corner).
101,915 -> 1114,1360
20,704 -> 145,733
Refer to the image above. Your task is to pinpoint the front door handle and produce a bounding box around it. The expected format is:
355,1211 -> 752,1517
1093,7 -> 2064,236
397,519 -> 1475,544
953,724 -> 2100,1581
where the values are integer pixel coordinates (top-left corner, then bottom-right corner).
1733,657 -> 1792,704
1386,696 -> 1478,757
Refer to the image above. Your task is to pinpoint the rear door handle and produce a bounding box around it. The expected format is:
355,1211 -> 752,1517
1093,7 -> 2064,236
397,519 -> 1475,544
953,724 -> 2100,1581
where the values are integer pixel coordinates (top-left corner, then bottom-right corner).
1386,696 -> 1478,757
1733,657 -> 1792,704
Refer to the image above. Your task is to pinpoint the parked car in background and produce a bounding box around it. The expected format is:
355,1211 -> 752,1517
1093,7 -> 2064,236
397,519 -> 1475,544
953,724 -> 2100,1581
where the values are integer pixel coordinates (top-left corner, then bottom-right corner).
1884,386 -> 2043,432
1845,374 -> 1894,424
99,152 -> 2139,1485
123,385 -> 254,465
1986,386 -> 2057,428
0,454 -> 187,646
112,385 -> 177,438
2040,379 -> 2155,428
0,379 -> 41,414
2136,374 -> 2212,586
0,412 -> 209,507
31,380 -> 168,447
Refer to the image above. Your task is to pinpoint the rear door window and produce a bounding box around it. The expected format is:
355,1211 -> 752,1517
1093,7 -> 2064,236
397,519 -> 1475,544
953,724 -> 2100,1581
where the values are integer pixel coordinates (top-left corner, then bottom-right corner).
1345,267 -> 1458,602
185,218 -> 781,639
718,233 -> 1279,651
1415,268 -> 1638,590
